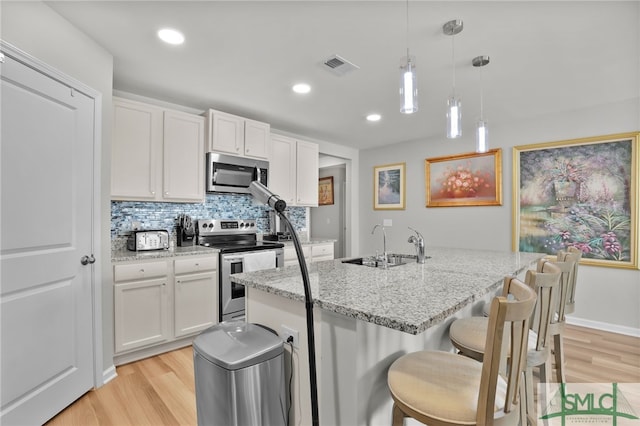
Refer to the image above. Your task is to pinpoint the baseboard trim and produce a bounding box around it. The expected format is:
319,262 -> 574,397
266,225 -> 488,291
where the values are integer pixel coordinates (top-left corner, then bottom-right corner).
567,316 -> 640,338
102,365 -> 117,386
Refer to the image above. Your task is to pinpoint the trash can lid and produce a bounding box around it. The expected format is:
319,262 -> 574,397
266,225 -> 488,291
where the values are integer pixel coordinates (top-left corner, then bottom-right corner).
193,321 -> 284,370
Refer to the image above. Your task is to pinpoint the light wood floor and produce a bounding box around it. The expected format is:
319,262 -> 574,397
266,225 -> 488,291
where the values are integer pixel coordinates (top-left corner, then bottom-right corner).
46,324 -> 640,426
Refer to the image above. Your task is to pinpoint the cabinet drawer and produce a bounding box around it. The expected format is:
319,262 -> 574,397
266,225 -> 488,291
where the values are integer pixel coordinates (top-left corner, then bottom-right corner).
284,246 -> 311,261
114,261 -> 168,282
174,256 -> 217,275
312,243 -> 334,258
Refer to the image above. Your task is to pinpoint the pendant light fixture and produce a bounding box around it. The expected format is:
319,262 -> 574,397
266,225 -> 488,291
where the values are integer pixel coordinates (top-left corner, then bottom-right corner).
473,55 -> 490,153
443,20 -> 463,139
399,0 -> 417,114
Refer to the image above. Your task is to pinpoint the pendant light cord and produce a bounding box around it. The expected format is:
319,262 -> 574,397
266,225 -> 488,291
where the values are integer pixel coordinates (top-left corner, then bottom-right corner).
451,34 -> 456,96
479,65 -> 484,120
405,0 -> 410,59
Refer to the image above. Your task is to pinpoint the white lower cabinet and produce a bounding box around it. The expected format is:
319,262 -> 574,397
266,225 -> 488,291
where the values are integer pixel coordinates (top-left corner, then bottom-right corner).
284,245 -> 311,267
283,242 -> 334,267
114,260 -> 170,353
174,257 -> 217,337
311,242 -> 335,262
113,254 -> 217,362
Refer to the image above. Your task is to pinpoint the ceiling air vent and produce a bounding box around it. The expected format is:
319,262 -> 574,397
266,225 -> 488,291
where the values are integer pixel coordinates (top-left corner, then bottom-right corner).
323,54 -> 359,76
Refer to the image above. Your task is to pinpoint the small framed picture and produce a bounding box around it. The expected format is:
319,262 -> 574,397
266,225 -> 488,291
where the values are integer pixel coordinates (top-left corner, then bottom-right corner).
374,162 -> 405,210
318,176 -> 334,206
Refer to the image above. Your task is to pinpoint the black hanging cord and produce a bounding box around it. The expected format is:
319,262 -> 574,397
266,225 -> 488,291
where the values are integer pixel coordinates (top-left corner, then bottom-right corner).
278,212 -> 319,426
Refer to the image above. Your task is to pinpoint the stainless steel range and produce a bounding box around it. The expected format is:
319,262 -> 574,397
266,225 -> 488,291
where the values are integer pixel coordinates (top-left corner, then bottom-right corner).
197,219 -> 285,321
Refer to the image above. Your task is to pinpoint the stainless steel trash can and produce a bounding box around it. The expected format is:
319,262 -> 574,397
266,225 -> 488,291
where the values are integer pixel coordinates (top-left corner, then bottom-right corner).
193,321 -> 287,426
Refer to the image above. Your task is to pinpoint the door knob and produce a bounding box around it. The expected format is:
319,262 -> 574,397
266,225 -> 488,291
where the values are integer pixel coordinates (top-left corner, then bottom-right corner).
80,254 -> 96,265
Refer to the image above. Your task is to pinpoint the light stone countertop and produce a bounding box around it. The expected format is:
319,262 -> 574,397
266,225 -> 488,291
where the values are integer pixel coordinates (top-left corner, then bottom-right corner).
111,238 -> 335,262
111,245 -> 219,263
232,247 -> 545,335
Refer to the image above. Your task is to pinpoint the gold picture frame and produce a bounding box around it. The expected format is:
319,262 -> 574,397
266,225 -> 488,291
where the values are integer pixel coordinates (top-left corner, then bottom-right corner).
513,132 -> 639,269
425,149 -> 503,207
374,162 -> 405,210
318,176 -> 334,206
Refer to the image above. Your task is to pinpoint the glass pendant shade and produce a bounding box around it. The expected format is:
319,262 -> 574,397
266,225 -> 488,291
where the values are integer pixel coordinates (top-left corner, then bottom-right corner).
446,97 -> 462,138
476,119 -> 488,153
399,57 -> 418,114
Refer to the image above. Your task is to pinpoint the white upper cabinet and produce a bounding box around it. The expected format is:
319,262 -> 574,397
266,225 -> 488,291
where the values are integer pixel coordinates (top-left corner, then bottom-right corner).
111,97 -> 205,202
205,109 -> 270,160
269,134 -> 319,207
296,140 -> 319,206
163,110 -> 205,201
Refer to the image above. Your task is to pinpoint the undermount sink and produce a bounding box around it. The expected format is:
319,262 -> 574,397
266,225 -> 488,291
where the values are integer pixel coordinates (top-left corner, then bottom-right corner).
341,253 -> 420,268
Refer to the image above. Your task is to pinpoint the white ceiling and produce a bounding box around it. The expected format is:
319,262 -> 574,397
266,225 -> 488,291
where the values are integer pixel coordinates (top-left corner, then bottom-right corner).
46,1 -> 639,150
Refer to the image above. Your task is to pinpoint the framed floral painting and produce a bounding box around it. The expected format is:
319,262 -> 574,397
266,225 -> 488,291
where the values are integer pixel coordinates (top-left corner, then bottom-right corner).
513,132 -> 639,269
425,149 -> 502,207
318,176 -> 334,206
374,162 -> 405,210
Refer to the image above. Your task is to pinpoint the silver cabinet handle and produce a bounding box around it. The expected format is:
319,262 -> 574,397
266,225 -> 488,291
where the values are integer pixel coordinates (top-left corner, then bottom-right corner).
80,254 -> 96,265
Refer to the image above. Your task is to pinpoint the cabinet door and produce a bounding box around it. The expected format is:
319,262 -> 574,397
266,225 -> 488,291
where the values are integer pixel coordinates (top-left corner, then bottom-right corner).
312,243 -> 334,262
296,140 -> 319,206
111,99 -> 162,200
163,110 -> 205,202
269,135 -> 297,204
244,119 -> 270,160
174,271 -> 217,337
209,110 -> 244,155
114,278 -> 170,353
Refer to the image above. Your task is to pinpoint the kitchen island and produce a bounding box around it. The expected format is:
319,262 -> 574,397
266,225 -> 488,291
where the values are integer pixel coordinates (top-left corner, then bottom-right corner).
232,247 -> 544,425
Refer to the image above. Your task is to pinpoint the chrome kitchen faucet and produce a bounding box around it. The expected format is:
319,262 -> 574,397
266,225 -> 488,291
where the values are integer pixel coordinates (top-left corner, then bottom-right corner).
371,224 -> 388,269
408,227 -> 426,264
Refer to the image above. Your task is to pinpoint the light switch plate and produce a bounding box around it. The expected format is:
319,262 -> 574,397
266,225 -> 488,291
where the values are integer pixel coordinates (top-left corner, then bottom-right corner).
383,219 -> 392,227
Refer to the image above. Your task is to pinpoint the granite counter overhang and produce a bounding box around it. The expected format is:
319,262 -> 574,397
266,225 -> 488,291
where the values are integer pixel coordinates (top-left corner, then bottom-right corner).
232,247 -> 545,335
111,246 -> 219,263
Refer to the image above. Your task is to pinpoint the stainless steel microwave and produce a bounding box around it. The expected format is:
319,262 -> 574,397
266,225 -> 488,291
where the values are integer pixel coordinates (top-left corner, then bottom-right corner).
206,152 -> 268,194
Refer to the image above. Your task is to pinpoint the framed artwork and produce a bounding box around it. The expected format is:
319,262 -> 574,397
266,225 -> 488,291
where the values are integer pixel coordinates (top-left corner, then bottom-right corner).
374,162 -> 405,210
513,132 -> 639,269
318,176 -> 334,206
425,149 -> 503,207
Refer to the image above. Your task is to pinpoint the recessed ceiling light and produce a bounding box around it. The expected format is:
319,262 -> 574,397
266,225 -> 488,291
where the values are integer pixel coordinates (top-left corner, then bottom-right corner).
158,28 -> 185,45
366,114 -> 382,122
292,83 -> 311,94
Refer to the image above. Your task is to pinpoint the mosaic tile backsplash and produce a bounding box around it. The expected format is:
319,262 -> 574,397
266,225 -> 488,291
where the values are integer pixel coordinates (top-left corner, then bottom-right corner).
111,193 -> 307,251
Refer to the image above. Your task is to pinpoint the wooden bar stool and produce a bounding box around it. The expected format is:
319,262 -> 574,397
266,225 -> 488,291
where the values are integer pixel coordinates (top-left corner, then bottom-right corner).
558,246 -> 582,315
449,260 -> 561,425
387,276 -> 537,426
546,251 -> 580,383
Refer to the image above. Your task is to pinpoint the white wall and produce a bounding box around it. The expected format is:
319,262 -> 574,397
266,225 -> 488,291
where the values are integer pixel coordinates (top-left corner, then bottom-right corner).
359,98 -> 640,332
2,1 -> 115,378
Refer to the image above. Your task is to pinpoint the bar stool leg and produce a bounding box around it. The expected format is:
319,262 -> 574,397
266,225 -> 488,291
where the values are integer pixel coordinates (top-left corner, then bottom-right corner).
553,332 -> 566,383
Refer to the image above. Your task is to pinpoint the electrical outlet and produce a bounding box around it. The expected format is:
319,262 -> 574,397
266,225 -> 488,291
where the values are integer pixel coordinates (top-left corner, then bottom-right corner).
131,221 -> 142,231
383,219 -> 392,227
281,325 -> 299,348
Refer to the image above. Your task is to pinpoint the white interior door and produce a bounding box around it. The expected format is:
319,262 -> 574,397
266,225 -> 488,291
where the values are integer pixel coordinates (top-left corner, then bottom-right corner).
1,49 -> 95,425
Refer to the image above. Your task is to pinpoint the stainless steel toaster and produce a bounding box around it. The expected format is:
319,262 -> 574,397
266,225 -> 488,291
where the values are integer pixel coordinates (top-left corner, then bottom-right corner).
127,230 -> 170,251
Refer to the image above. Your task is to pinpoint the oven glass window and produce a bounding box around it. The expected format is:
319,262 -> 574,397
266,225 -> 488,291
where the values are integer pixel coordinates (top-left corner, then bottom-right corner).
230,261 -> 245,299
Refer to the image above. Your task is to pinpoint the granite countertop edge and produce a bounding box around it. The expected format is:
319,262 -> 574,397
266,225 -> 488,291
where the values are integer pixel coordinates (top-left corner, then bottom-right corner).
235,248 -> 545,335
111,246 -> 219,263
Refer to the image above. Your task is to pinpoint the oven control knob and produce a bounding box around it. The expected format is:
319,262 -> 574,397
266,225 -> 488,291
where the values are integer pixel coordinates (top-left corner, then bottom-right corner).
250,223 -> 255,227
208,223 -> 214,228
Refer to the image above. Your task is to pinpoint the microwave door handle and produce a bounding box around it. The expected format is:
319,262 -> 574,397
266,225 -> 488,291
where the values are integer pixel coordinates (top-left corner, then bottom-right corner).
253,167 -> 260,183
